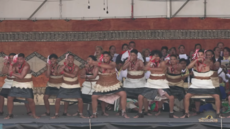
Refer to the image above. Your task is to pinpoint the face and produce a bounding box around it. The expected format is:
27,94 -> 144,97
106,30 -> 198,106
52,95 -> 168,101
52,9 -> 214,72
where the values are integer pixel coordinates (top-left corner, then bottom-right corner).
170,49 -> 176,55
170,56 -> 177,65
161,49 -> 167,56
87,57 -> 93,65
67,55 -> 74,64
198,52 -> 204,59
122,45 -> 128,51
218,43 -> 224,50
214,47 -> 220,56
96,47 -> 102,55
110,46 -> 116,54
17,57 -> 25,64
50,58 -> 57,64
180,61 -> 187,69
130,52 -> 137,60
9,55 -> 14,63
103,54 -> 111,63
144,50 -> 150,57
195,45 -> 201,50
179,46 -> 185,54
206,51 -> 213,60
129,43 -> 135,49
224,49 -> 230,57
154,54 -> 160,61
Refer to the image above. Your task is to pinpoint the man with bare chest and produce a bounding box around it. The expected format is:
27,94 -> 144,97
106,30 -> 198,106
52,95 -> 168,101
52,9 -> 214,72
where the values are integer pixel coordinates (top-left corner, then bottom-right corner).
89,51 -> 129,118
122,49 -> 146,118
5,53 -> 39,119
181,49 -> 222,118
166,55 -> 185,101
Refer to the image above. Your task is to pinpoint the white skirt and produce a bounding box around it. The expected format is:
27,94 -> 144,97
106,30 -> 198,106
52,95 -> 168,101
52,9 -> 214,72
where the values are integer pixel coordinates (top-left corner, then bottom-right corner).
144,79 -> 169,89
2,78 -> 13,89
123,77 -> 146,88
81,81 -> 96,95
189,78 -> 215,89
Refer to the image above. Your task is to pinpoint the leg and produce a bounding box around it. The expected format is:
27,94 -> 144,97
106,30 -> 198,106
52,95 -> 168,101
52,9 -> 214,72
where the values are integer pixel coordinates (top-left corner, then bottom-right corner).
143,98 -> 152,116
91,95 -> 100,118
0,96 -> 4,114
51,98 -> 62,119
164,94 -> 178,118
212,94 -> 224,118
72,98 -> 86,118
116,91 -> 129,118
181,93 -> 194,118
134,95 -> 144,118
41,95 -> 50,116
155,101 -> 163,116
4,96 -> 15,119
27,98 -> 39,119
192,100 -> 201,116
63,102 -> 71,116
101,102 -> 109,116
25,103 -> 32,116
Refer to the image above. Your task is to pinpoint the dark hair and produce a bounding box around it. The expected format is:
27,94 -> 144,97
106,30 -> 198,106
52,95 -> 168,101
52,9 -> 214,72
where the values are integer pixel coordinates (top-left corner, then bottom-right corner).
161,46 -> 168,51
130,49 -> 138,55
217,42 -> 224,46
198,49 -> 204,53
194,44 -> 202,50
122,44 -> 128,49
9,53 -> 16,56
169,47 -> 177,52
178,45 -> 185,49
213,47 -> 219,52
150,50 -> 162,58
116,55 -> 123,64
68,54 -> 74,58
224,47 -> 230,53
49,54 -> 58,59
170,54 -> 177,59
103,51 -> 111,57
18,53 -> 25,58
179,59 -> 187,63
129,41 -> 135,45
109,45 -> 115,50
88,55 -> 97,61
206,50 -> 215,63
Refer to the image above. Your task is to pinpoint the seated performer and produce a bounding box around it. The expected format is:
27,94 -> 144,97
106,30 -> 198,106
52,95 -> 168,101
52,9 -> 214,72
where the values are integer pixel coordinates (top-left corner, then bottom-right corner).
42,54 -> 69,116
89,51 -> 129,118
0,53 -> 31,115
166,55 -> 186,101
181,49 -> 223,118
81,55 -> 108,116
5,53 -> 39,119
51,54 -> 85,119
122,49 -> 147,118
141,50 -> 178,118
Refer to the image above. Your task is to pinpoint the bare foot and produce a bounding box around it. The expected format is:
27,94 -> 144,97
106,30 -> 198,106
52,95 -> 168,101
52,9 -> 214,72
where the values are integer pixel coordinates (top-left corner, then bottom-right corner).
63,113 -> 71,116
51,114 -> 59,119
227,115 -> 230,118
4,114 -> 13,119
122,112 -> 129,119
155,111 -> 161,116
133,113 -> 144,118
144,111 -> 152,116
41,112 -> 50,116
73,112 -> 87,118
90,114 -> 97,118
33,115 -> 40,119
180,113 -> 190,118
101,112 -> 109,116
173,115 -> 178,118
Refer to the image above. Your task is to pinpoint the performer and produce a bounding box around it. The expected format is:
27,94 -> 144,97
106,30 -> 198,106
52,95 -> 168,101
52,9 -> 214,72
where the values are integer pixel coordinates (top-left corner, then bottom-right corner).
181,49 -> 223,118
141,50 -> 178,118
122,49 -> 147,118
166,55 -> 186,101
51,54 -> 85,119
42,54 -> 69,116
5,53 -> 39,119
90,51 -> 129,118
121,41 -> 144,62
0,53 -> 30,115
80,55 -> 108,116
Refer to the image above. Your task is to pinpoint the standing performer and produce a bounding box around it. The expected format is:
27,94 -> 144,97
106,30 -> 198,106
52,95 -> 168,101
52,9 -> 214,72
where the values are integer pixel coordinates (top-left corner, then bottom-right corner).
0,53 -> 30,115
5,53 -> 39,119
181,49 -> 223,118
89,51 -> 129,118
42,54 -> 67,116
81,55 -> 108,116
141,50 -> 178,118
51,54 -> 85,119
166,55 -> 186,101
122,49 -> 147,118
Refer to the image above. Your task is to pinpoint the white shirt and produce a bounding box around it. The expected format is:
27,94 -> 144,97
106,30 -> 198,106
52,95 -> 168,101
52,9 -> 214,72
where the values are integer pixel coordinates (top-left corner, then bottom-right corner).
112,53 -> 119,62
179,54 -> 188,60
116,68 -> 127,81
121,50 -> 144,62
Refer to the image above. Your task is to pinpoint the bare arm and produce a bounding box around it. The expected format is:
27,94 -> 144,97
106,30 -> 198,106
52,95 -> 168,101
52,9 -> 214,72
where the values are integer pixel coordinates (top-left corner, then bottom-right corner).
46,64 -> 51,78
87,67 -> 99,79
12,65 -> 29,79
144,61 -> 165,72
93,61 -> 116,70
187,59 -> 197,69
62,65 -> 79,78
122,60 -> 130,70
1,65 -> 8,75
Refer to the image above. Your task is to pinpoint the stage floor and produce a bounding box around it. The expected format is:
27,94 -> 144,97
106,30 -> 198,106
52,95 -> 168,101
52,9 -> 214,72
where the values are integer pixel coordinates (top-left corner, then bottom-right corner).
1,105 -> 230,129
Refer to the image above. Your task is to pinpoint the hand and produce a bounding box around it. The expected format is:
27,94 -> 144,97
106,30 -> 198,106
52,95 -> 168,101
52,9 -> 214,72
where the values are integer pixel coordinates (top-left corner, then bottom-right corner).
129,56 -> 134,62
150,56 -> 155,62
64,59 -> 69,66
196,57 -> 203,62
